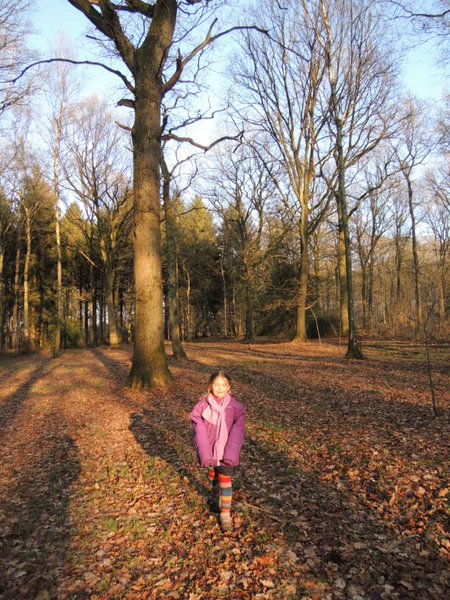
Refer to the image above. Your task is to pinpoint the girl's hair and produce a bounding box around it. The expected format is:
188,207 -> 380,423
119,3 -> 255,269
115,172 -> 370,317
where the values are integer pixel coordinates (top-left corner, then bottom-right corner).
208,369 -> 232,386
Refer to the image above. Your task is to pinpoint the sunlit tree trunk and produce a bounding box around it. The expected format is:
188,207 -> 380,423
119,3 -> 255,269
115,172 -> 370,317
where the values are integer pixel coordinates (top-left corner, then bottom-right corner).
89,267 -> 95,346
22,206 -> 31,350
293,218 -> 309,343
52,124 -> 64,357
186,265 -> 192,342
337,227 -> 349,336
11,228 -> 22,351
127,57 -> 172,388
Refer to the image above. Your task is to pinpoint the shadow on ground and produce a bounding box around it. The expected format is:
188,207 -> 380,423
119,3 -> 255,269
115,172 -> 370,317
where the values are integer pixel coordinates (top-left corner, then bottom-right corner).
0,430 -> 80,599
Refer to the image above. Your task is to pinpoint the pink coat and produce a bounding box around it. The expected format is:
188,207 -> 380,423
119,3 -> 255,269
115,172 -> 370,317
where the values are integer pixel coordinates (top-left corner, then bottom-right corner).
189,396 -> 246,467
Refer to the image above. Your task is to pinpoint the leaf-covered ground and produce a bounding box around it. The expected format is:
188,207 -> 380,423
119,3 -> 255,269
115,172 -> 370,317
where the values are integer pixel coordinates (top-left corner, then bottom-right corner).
0,340 -> 448,599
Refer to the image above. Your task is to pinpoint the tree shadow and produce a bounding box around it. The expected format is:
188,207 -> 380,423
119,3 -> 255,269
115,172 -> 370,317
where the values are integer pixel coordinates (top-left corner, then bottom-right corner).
0,359 -> 51,441
91,347 -> 129,385
130,409 -> 209,501
0,431 -> 80,599
239,434 -> 448,598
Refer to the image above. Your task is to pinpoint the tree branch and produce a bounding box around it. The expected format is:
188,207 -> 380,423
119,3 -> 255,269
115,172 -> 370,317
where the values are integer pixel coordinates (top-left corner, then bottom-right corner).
117,97 -> 136,108
10,58 -> 135,94
67,0 -> 136,71
161,131 -> 243,153
163,23 -> 271,95
387,1 -> 450,19
110,0 -> 155,16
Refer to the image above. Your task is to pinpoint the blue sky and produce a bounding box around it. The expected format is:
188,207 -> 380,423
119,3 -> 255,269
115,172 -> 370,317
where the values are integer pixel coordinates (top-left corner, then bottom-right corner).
30,1 -> 447,106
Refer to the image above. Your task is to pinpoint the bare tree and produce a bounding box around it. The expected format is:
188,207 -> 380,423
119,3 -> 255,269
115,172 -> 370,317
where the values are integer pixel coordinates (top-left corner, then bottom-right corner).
41,41 -> 82,356
161,155 -> 187,359
233,0 -> 332,343
0,0 -> 35,116
317,0 -> 398,358
425,165 -> 450,324
63,97 -> 133,348
386,0 -> 450,62
354,181 -> 393,331
60,0 -> 266,388
207,143 -> 271,341
392,99 -> 436,336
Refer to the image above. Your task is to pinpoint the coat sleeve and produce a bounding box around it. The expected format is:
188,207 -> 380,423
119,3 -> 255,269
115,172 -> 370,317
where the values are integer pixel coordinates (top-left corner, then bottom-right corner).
222,404 -> 246,467
189,402 -> 214,467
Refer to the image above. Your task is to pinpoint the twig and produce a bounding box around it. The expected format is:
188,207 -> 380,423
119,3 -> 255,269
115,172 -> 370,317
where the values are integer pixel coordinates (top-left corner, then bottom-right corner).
240,500 -> 285,523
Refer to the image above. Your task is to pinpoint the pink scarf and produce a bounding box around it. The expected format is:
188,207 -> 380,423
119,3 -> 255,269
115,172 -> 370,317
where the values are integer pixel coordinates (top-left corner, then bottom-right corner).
201,393 -> 231,465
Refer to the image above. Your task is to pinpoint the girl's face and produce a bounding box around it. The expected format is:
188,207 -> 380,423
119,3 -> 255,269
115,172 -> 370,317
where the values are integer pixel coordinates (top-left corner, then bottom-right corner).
210,376 -> 231,400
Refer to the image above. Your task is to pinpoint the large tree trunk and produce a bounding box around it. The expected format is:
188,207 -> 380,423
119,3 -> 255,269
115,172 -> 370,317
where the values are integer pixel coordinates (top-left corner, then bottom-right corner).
438,258 -> 446,323
128,72 -> 172,388
393,227 -> 404,334
368,255 -> 375,331
68,0 -> 177,387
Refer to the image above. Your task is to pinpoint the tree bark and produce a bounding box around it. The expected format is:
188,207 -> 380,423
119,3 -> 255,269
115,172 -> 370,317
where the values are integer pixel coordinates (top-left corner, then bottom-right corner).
125,5 -> 174,388
128,83 -> 172,386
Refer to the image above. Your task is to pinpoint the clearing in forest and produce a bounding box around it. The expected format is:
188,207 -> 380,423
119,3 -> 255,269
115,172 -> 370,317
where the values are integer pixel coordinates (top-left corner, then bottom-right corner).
0,340 -> 448,599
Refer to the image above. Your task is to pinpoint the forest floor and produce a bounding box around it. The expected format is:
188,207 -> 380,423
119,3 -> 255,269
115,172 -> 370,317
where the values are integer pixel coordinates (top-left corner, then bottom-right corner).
0,340 -> 449,600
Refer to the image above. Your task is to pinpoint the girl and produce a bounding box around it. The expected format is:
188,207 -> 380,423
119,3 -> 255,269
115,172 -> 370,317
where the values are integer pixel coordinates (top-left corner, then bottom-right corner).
189,370 -> 246,532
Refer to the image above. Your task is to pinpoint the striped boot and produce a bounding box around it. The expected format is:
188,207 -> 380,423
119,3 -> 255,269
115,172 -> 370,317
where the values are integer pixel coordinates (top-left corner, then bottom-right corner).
218,472 -> 233,532
207,467 -> 220,513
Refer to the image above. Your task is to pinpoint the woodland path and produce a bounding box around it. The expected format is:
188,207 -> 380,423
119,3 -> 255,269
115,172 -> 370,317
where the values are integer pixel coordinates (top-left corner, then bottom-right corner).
0,341 -> 448,599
